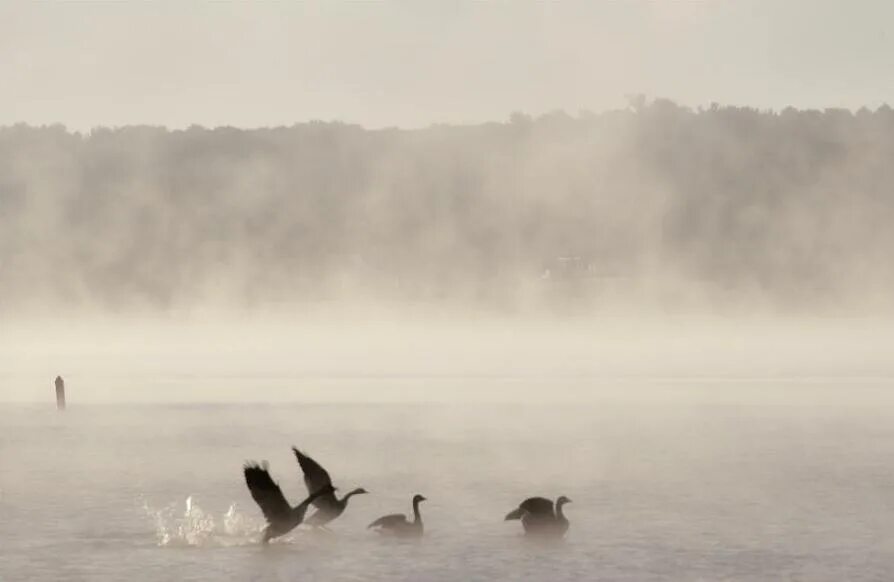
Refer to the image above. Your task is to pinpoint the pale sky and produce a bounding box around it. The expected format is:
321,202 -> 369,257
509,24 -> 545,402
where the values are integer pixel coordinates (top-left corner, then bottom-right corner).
2,1 -> 892,130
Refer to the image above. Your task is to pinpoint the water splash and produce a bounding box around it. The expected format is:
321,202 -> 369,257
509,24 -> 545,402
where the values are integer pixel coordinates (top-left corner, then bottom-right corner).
223,502 -> 251,536
142,496 -> 259,547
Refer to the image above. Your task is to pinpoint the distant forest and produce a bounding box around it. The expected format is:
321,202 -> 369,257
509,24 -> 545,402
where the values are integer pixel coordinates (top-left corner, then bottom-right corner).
3,100 -> 894,313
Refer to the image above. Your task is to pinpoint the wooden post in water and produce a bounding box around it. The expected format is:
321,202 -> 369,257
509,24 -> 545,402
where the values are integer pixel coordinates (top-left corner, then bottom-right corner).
55,375 -> 65,410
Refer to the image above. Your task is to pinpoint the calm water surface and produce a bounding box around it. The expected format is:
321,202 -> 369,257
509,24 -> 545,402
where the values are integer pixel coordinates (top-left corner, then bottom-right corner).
3,382 -> 894,581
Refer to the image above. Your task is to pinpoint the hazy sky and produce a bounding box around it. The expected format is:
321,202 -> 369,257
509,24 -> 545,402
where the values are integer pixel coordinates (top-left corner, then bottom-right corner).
2,1 -> 892,130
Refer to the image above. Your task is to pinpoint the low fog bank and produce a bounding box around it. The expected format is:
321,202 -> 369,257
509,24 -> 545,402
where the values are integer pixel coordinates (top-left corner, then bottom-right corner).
3,100 -> 894,316
2,315 -> 894,403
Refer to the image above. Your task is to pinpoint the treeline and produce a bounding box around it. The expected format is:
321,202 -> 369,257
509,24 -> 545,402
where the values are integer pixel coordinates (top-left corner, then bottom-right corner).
2,100 -> 894,313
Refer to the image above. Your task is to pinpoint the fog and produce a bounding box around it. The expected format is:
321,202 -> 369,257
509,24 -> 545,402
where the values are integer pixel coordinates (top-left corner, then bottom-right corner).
4,4 -> 894,581
4,103 -> 894,319
2,145 -> 892,582
2,314 -> 894,406
4,102 -> 894,405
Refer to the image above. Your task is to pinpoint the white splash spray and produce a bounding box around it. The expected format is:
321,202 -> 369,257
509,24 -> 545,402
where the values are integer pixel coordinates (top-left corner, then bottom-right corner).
142,496 -> 259,547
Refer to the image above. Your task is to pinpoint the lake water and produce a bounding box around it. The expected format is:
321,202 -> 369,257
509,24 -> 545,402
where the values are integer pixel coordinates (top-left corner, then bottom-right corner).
3,380 -> 894,581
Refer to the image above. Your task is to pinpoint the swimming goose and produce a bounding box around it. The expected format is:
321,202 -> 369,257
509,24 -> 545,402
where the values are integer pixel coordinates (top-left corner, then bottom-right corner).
243,462 -> 334,543
504,496 -> 571,538
368,494 -> 427,537
292,447 -> 368,527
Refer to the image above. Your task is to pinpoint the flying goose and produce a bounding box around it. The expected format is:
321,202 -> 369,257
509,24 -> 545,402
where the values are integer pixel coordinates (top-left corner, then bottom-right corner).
243,461 -> 334,543
292,447 -> 368,527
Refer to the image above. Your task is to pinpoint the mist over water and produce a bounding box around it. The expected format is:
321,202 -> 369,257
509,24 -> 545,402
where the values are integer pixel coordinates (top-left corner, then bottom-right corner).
5,1 -> 894,579
4,391 -> 894,582
5,112 -> 894,579
3,31 -> 894,581
3,312 -> 894,581
4,314 -> 894,403
4,218 -> 894,580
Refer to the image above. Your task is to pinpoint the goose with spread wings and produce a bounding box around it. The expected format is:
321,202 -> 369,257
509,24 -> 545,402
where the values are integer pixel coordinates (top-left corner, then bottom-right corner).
368,494 -> 427,537
504,496 -> 571,538
243,462 -> 334,543
292,446 -> 368,527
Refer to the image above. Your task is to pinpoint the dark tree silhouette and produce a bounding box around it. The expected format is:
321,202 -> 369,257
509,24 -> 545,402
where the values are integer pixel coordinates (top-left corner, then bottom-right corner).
2,101 -> 893,313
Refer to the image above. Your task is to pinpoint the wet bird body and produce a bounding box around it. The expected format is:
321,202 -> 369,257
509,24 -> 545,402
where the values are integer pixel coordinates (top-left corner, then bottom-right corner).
368,494 -> 426,537
243,462 -> 334,543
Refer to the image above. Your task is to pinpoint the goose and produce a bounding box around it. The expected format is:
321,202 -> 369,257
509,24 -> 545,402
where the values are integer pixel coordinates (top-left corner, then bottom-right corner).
368,494 -> 427,537
292,447 -> 368,527
243,462 -> 334,543
504,496 -> 571,538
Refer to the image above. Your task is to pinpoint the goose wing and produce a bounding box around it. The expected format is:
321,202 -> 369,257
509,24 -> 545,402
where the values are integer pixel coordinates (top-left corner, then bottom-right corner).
368,513 -> 408,529
244,463 -> 291,524
292,447 -> 333,490
505,507 -> 525,520
520,497 -> 555,517
292,447 -> 338,509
